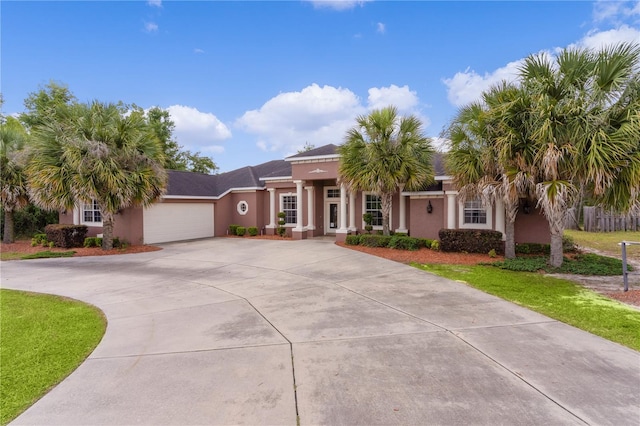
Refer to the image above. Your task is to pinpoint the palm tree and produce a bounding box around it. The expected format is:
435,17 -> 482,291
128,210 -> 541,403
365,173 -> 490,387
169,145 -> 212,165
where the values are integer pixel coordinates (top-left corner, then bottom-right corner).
338,106 -> 435,236
0,120 -> 29,243
520,43 -> 640,267
27,101 -> 168,250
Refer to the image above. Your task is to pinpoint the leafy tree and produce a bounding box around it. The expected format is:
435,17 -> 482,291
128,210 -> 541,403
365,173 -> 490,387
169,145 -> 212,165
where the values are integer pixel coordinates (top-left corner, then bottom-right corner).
0,118 -> 30,243
146,107 -> 218,174
19,81 -> 77,130
27,101 -> 168,250
338,106 -> 435,236
520,43 -> 640,267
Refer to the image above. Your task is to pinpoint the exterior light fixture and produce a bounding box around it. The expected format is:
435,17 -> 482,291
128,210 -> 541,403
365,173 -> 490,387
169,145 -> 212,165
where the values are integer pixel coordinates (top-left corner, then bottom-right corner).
427,200 -> 433,214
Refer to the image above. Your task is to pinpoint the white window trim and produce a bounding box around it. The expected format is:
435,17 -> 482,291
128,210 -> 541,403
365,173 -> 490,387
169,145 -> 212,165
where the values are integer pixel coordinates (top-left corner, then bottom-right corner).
237,200 -> 249,215
81,200 -> 103,226
361,192 -> 391,230
458,199 -> 492,230
325,186 -> 341,199
279,193 -> 297,227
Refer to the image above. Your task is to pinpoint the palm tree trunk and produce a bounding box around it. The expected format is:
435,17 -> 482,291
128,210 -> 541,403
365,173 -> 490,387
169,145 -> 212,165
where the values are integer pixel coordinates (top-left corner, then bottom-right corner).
381,192 -> 392,236
101,211 -> 115,250
3,208 -> 15,244
549,230 -> 563,267
505,220 -> 516,259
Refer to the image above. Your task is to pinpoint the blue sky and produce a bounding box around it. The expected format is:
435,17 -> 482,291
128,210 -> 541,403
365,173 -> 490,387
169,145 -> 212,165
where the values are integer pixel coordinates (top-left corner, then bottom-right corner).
2,1 -> 639,173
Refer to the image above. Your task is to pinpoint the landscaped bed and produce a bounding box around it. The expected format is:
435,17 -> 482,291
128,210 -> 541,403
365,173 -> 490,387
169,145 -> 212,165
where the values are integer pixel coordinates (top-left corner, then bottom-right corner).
0,240 -> 161,260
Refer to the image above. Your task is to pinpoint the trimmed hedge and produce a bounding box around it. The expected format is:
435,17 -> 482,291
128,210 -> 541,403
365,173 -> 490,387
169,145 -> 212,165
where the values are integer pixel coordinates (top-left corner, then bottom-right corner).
345,235 -> 361,245
359,234 -> 392,248
236,226 -> 246,236
388,235 -> 421,251
44,224 -> 88,248
248,227 -> 258,236
229,224 -> 239,235
438,229 -> 503,254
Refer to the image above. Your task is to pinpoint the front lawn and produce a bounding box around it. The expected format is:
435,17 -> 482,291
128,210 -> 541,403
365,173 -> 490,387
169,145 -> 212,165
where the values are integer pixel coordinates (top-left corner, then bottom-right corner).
416,264 -> 640,351
0,289 -> 106,425
565,229 -> 640,263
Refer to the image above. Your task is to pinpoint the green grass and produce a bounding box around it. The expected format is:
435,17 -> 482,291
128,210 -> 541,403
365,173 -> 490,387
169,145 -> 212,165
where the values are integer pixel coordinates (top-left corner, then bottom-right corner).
0,289 -> 106,425
414,263 -> 640,351
0,252 -> 24,261
20,251 -> 75,260
565,229 -> 640,263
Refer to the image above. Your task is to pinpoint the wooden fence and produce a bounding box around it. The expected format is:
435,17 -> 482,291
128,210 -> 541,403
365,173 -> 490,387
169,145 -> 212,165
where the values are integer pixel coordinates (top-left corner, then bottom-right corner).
583,206 -> 640,232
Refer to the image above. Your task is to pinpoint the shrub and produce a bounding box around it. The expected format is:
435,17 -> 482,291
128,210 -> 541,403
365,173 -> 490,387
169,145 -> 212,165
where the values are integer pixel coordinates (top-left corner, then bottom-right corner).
248,227 -> 258,237
488,249 -> 497,258
229,224 -> 239,235
515,243 -> 550,255
388,235 -> 421,251
83,237 -> 103,248
345,235 -> 361,245
31,233 -> 48,247
236,226 -> 246,237
359,234 -> 392,248
44,224 -> 87,248
430,240 -> 440,251
438,229 -> 503,254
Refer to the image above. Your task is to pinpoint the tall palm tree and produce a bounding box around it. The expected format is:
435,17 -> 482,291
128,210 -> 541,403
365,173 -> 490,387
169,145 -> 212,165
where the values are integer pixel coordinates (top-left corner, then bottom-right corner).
0,121 -> 29,243
338,106 -> 435,236
521,43 -> 640,267
445,83 -> 536,259
27,101 -> 168,250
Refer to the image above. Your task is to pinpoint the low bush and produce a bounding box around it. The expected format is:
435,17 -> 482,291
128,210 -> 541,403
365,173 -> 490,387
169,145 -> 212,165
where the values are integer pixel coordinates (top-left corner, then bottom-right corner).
44,224 -> 87,248
236,226 -> 246,237
439,229 -> 503,254
430,240 -> 440,251
388,235 -> 421,251
83,237 -> 103,248
31,233 -> 48,247
229,224 -> 239,235
345,235 -> 361,245
359,234 -> 392,248
248,227 -> 258,237
515,243 -> 550,255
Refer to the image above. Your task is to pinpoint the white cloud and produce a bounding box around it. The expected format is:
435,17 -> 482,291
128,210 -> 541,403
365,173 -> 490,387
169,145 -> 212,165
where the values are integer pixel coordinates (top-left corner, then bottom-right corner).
165,105 -> 231,154
147,0 -> 162,8
306,0 -> 370,11
574,25 -> 640,50
194,48 -> 205,54
593,0 -> 640,23
443,60 -> 522,107
376,22 -> 386,34
144,21 -> 158,33
236,83 -> 432,155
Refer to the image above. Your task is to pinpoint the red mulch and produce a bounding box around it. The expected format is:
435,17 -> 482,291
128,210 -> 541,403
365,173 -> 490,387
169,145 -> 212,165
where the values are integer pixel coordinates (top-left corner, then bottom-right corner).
1,240 -> 161,257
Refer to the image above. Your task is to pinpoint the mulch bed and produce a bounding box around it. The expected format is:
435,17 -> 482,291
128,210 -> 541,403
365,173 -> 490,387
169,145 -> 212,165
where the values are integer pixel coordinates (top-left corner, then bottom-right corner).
1,240 -> 161,257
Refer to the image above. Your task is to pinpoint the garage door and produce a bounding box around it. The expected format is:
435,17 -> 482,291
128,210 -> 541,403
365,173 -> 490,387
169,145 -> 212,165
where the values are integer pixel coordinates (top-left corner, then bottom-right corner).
143,202 -> 214,244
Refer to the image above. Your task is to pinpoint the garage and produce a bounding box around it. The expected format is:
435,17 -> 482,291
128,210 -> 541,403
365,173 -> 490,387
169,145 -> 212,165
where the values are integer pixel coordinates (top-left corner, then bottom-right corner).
143,202 -> 214,244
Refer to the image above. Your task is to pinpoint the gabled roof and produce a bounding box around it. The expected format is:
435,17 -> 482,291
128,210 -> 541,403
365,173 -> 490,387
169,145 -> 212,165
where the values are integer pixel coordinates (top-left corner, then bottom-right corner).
166,170 -> 217,197
286,144 -> 339,160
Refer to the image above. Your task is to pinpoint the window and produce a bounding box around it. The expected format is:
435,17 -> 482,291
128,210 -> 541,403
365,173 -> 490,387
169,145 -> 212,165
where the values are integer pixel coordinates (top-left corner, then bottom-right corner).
364,194 -> 383,227
463,199 -> 487,224
281,195 -> 297,224
327,188 -> 340,198
83,200 -> 102,223
237,201 -> 248,215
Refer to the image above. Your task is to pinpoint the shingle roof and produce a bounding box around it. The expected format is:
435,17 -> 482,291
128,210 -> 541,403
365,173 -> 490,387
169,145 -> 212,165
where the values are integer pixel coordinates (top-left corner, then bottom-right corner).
165,144 -> 448,197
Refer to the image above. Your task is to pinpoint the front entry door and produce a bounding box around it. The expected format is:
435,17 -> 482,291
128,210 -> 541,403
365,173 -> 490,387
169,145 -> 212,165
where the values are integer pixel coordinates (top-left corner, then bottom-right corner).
328,203 -> 339,231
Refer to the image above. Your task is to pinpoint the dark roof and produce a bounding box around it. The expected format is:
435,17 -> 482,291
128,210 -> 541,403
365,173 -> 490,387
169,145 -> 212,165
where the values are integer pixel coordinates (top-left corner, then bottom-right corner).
166,144 -> 447,197
286,144 -> 339,159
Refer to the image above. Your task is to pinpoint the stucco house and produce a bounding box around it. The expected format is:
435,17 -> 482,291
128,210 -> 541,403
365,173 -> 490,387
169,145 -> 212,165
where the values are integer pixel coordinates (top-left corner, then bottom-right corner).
60,144 -> 550,245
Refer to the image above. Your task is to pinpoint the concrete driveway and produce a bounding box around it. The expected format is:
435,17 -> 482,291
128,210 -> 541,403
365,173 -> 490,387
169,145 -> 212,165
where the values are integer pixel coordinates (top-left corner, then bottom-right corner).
2,238 -> 639,425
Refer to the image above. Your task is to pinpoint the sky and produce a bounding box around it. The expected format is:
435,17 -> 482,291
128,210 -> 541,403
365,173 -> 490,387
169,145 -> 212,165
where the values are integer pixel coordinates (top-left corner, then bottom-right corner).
2,1 -> 640,173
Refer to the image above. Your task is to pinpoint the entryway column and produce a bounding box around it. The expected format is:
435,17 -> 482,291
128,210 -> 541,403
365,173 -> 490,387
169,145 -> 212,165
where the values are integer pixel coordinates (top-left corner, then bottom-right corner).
267,188 -> 276,229
396,193 -> 408,234
348,190 -> 356,231
294,180 -> 304,232
306,186 -> 315,230
336,183 -> 348,242
447,192 -> 457,229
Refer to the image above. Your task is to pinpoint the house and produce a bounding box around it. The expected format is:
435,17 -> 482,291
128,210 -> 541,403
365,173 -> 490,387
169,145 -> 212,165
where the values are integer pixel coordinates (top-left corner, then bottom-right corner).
60,144 -> 550,245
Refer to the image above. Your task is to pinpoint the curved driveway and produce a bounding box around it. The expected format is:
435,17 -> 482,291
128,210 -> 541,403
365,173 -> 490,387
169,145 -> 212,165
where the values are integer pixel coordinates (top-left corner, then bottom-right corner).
3,238 -> 639,425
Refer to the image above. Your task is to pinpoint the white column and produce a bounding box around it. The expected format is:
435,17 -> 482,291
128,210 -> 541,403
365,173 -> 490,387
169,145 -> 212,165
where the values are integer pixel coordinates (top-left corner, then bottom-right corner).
73,206 -> 81,225
348,190 -> 356,231
295,180 -> 304,231
338,183 -> 348,233
396,194 -> 408,233
447,193 -> 457,229
306,186 -> 315,230
267,188 -> 276,228
495,198 -> 506,240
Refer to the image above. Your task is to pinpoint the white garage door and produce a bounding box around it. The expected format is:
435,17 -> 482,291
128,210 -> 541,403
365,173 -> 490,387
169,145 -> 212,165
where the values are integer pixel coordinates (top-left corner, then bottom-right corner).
143,203 -> 214,244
